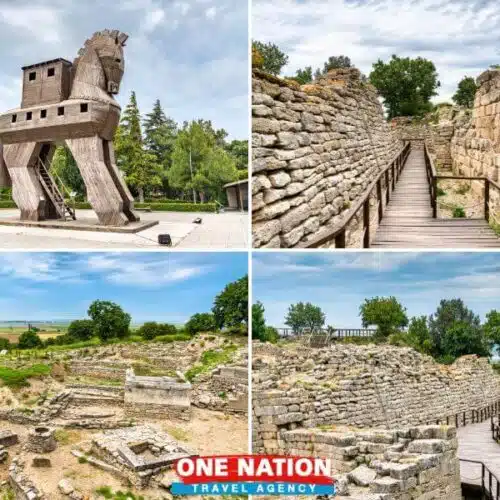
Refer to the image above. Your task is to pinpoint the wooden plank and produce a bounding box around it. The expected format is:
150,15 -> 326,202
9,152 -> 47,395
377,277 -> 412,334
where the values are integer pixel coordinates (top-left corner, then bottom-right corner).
372,147 -> 500,247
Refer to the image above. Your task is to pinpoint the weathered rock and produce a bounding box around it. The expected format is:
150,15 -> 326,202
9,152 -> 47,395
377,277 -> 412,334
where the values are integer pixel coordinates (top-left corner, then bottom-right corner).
348,464 -> 377,486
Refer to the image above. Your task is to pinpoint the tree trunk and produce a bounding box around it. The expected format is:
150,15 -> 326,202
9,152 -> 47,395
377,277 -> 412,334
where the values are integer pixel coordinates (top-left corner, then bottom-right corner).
138,187 -> 144,203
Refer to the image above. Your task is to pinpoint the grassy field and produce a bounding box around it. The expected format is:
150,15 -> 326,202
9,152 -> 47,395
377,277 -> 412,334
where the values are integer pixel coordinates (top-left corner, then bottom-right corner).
0,325 -> 68,343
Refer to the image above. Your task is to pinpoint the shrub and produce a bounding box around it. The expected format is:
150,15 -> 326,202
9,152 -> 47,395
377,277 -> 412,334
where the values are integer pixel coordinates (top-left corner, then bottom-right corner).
17,331 -> 43,349
185,313 -> 216,335
72,201 -> 216,213
437,187 -> 446,197
137,322 -> 161,340
0,338 -> 10,351
155,333 -> 191,343
0,201 -> 16,209
67,319 -> 94,341
453,206 -> 466,218
262,326 -> 279,343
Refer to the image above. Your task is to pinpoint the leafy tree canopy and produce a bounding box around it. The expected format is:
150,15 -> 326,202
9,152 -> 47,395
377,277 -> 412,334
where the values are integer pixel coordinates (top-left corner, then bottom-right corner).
369,55 -> 440,118
252,40 -> 289,75
285,302 -> 325,333
87,300 -> 131,341
405,316 -> 433,355
185,313 -> 216,335
18,330 -> 43,349
360,296 -> 408,339
212,275 -> 248,330
67,319 -> 94,341
452,76 -> 477,108
50,146 -> 85,199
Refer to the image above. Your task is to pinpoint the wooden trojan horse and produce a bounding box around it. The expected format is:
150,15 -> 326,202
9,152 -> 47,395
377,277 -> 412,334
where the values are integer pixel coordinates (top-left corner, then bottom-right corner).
0,30 -> 139,226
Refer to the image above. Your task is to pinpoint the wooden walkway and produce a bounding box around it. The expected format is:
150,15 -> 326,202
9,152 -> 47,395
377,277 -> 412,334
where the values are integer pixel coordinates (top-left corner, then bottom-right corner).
372,147 -> 500,248
458,421 -> 500,495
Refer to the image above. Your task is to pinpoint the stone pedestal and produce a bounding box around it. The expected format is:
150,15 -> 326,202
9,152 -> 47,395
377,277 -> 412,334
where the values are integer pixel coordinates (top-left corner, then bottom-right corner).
26,427 -> 57,453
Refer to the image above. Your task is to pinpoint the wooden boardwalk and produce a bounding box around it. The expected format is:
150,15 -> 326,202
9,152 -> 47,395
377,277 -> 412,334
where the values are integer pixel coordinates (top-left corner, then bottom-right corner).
458,421 -> 500,495
372,147 -> 500,248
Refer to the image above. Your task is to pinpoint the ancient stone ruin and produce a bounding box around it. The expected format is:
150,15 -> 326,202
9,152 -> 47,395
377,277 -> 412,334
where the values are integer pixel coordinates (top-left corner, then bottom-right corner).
124,368 -> 192,420
252,341 -> 500,498
252,68 -> 402,247
0,29 -> 140,226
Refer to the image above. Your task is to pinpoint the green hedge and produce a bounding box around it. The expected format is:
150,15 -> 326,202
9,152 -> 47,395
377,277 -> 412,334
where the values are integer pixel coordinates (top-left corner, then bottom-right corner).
71,201 -> 216,212
0,200 -> 216,212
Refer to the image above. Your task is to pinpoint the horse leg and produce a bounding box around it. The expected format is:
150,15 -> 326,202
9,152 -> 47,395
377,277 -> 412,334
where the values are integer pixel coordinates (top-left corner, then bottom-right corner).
3,142 -> 47,221
65,136 -> 129,226
102,139 -> 140,222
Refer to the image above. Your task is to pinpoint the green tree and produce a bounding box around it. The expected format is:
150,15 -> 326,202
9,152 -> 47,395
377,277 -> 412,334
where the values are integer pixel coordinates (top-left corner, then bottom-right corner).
369,55 -> 440,118
67,319 -> 94,341
314,55 -> 352,79
50,146 -> 85,199
252,40 -> 289,75
192,147 -> 239,203
285,302 -> 326,333
481,310 -> 500,355
137,321 -> 162,340
359,296 -> 408,340
18,330 -> 43,349
441,321 -> 488,359
115,92 -> 162,202
252,301 -> 266,341
428,299 -> 480,356
406,316 -> 433,354
225,140 -> 248,171
452,76 -> 477,108
87,300 -> 131,341
143,99 -> 178,197
185,313 -> 216,335
212,275 -> 248,330
168,121 -> 214,203
289,66 -> 313,85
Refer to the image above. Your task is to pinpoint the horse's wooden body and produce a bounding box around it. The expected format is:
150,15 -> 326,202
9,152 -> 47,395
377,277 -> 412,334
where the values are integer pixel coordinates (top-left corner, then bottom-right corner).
0,29 -> 138,226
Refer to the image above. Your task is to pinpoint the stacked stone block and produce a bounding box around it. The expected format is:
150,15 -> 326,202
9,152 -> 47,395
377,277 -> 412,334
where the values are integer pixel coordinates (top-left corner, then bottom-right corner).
252,68 -> 402,248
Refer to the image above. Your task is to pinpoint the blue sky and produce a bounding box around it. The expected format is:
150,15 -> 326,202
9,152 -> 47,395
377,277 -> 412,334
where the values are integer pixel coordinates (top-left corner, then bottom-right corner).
0,252 -> 247,323
0,0 -> 248,139
253,0 -> 500,103
253,252 -> 500,328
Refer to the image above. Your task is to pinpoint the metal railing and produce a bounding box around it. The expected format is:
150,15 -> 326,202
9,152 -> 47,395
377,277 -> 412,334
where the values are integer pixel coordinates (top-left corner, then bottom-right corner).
300,142 -> 412,248
424,143 -> 500,223
427,400 -> 500,428
276,328 -> 377,339
460,459 -> 500,500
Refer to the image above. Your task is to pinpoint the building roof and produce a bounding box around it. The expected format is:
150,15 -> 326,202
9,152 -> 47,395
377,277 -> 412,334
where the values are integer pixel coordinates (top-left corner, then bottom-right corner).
224,179 -> 248,188
22,58 -> 73,71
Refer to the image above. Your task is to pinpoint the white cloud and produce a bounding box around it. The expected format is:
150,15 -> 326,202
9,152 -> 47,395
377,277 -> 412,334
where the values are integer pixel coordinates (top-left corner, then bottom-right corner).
85,254 -> 209,287
253,0 -> 500,103
206,7 -> 217,19
141,8 -> 166,33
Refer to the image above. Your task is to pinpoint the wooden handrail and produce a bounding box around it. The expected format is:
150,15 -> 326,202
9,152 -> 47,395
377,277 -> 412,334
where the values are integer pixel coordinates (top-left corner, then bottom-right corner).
300,142 -> 412,248
424,142 -> 500,224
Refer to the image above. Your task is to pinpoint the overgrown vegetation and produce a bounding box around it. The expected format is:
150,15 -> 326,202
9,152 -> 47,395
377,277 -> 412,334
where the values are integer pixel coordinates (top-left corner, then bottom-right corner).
95,486 -> 144,500
0,364 -> 50,387
453,206 -> 466,218
184,345 -> 238,382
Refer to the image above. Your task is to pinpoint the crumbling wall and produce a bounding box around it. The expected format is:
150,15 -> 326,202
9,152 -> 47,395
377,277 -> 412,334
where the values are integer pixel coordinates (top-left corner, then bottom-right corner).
252,68 -> 402,248
279,425 -> 461,499
252,343 -> 500,452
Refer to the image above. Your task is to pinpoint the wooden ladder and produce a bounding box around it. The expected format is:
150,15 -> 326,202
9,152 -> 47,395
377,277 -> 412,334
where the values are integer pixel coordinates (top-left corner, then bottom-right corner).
36,157 -> 76,221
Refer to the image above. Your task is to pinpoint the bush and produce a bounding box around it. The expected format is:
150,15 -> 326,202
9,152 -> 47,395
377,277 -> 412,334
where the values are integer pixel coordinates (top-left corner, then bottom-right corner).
0,201 -> 16,209
155,333 -> 191,343
262,326 -> 279,343
71,201 -> 216,213
453,206 -> 466,218
185,313 -> 216,335
137,322 -> 162,340
67,319 -> 94,341
0,338 -> 10,351
17,331 -> 43,349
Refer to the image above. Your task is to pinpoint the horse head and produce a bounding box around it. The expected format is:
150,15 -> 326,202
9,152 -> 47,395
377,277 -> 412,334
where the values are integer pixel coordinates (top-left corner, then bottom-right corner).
74,29 -> 128,96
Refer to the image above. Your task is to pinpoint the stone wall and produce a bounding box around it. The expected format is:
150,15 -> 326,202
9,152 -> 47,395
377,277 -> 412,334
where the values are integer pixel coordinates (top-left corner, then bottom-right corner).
252,342 -> 500,452
124,369 -> 191,420
252,68 -> 402,248
279,425 -> 461,499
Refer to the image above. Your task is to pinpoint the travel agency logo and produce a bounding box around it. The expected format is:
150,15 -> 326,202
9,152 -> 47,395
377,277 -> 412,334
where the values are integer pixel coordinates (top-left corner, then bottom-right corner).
171,455 -> 337,495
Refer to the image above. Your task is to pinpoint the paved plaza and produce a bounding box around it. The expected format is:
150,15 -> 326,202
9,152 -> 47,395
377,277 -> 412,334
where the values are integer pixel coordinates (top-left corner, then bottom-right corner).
0,209 -> 248,249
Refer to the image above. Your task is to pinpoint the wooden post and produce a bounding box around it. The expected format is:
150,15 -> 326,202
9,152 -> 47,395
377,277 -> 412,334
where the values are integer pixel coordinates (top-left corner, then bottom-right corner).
335,230 -> 346,248
392,163 -> 395,191
363,199 -> 370,248
385,170 -> 390,204
485,179 -> 490,222
432,178 -> 437,218
377,179 -> 383,222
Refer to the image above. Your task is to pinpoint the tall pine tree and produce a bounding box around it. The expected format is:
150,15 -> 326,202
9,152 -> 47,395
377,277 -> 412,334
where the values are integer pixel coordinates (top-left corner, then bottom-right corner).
115,92 -> 162,202
143,100 -> 178,197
